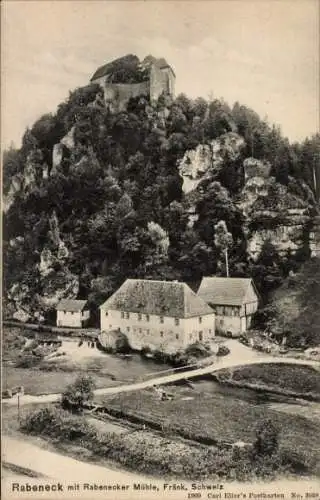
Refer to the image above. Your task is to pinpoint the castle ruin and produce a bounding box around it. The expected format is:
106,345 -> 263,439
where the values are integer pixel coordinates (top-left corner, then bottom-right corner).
90,54 -> 175,112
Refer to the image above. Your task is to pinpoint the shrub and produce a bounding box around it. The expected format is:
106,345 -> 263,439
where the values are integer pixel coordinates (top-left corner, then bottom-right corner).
21,406 -> 96,441
253,418 -> 279,457
61,375 -> 96,412
217,345 -> 230,356
185,342 -> 211,358
279,447 -> 316,475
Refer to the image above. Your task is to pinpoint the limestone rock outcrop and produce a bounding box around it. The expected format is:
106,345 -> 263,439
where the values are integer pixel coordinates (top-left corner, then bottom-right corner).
178,132 -> 245,193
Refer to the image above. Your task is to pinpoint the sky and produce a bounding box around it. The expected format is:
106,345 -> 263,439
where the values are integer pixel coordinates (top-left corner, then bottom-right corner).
1,0 -> 319,148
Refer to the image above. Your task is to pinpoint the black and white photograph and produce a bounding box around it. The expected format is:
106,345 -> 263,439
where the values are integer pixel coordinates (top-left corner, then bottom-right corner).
1,1 -> 320,498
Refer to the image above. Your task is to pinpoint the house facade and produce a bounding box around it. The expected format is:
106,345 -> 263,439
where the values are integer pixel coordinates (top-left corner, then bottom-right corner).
56,299 -> 90,328
100,279 -> 215,354
197,277 -> 259,337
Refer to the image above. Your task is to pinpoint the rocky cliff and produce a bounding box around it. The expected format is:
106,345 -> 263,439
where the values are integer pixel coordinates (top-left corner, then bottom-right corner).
178,146 -> 318,261
3,72 -> 320,324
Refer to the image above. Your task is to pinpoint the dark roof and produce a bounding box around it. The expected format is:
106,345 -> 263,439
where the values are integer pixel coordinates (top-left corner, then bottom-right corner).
56,299 -> 88,312
100,279 -> 213,318
90,54 -> 140,81
91,54 -> 175,81
197,277 -> 258,306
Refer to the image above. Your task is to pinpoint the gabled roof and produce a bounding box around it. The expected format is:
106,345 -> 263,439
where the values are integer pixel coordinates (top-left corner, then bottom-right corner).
100,279 -> 213,318
197,277 -> 259,306
56,299 -> 88,312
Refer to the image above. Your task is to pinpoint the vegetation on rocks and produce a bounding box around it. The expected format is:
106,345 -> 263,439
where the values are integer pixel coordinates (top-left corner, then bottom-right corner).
3,70 -> 320,345
256,257 -> 320,346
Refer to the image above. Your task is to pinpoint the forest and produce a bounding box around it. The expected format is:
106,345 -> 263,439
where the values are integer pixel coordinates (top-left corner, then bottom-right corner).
3,78 -> 320,343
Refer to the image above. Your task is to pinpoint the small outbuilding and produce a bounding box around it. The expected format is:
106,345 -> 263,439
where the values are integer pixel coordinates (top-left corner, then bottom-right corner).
197,277 -> 259,337
56,299 -> 90,328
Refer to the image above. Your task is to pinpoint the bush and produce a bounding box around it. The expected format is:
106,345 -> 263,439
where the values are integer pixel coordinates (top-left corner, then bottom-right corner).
21,406 -> 96,441
253,418 -> 279,457
61,375 -> 96,412
279,447 -> 314,475
185,342 -> 212,358
217,345 -> 230,356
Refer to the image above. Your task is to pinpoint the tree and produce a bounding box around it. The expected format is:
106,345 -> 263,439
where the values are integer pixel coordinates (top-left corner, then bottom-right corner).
253,418 -> 279,457
61,375 -> 96,412
214,220 -> 233,277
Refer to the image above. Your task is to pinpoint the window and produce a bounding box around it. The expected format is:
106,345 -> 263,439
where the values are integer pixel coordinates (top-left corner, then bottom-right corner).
105,311 -> 108,316
63,310 -> 66,314
109,325 -> 112,329
146,314 -> 150,322
71,311 -> 74,315
121,311 -> 125,319
138,313 -> 142,321
189,334 -> 192,340
199,331 -> 203,341
176,334 -> 179,339
139,328 -> 142,334
174,318 -> 180,326
127,327 -> 130,332
160,331 -> 164,338
209,329 -> 211,334
199,317 -> 202,324
125,312 -> 130,319
160,316 -> 164,324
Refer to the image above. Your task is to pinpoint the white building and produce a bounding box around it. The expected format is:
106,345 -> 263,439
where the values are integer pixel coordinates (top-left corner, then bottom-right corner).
197,277 -> 259,337
100,279 -> 215,354
56,299 -> 90,328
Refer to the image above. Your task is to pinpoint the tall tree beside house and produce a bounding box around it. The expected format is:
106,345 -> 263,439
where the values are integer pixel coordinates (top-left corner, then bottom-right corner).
214,220 -> 233,277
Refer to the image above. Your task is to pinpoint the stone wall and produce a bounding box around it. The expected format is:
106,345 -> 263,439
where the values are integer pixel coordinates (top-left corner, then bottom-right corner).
92,65 -> 175,111
92,77 -> 150,112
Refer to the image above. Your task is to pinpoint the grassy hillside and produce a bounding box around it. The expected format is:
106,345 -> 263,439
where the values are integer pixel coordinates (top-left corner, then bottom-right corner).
265,257 -> 320,347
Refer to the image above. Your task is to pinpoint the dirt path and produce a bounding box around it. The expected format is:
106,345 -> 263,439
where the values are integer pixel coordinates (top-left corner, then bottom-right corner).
2,436 -> 148,481
3,342 -> 318,406
2,436 -> 319,498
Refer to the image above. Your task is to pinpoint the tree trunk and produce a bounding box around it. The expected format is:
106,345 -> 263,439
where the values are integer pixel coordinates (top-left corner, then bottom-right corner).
225,248 -> 229,277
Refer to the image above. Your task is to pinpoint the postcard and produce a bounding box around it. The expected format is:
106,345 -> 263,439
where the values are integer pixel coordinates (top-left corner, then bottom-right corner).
1,1 -> 319,499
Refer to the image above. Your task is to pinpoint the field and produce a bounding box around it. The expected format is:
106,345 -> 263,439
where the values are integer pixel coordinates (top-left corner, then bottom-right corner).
3,366 -> 115,395
96,385 -> 320,464
214,363 -> 320,399
2,326 -> 172,395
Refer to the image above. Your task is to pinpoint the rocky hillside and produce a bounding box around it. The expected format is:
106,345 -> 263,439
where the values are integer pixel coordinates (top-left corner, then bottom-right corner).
3,61 -> 320,333
258,257 -> 320,347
